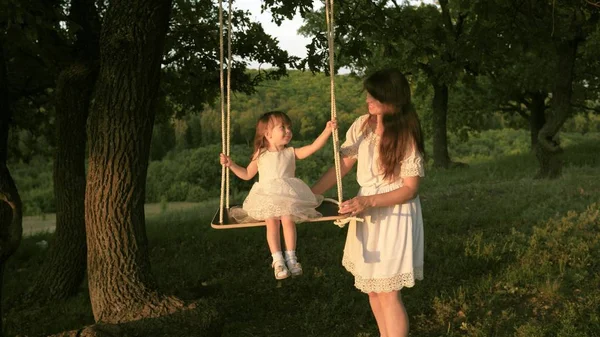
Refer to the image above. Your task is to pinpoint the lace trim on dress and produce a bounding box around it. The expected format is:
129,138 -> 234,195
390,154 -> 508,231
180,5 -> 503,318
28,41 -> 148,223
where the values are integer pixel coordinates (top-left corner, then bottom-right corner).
400,153 -> 425,177
342,257 -> 424,293
232,204 -> 322,224
340,115 -> 377,159
339,115 -> 369,159
339,143 -> 359,159
248,204 -> 322,223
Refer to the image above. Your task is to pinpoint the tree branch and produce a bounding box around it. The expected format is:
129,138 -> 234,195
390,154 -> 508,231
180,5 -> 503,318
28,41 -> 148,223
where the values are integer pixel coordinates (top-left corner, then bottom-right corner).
500,102 -> 530,120
585,0 -> 600,8
454,12 -> 468,40
389,0 -> 401,10
438,0 -> 455,34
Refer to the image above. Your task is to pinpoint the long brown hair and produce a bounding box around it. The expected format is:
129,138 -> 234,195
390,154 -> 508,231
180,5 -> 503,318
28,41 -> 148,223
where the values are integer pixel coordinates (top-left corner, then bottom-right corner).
363,68 -> 425,181
251,111 -> 292,160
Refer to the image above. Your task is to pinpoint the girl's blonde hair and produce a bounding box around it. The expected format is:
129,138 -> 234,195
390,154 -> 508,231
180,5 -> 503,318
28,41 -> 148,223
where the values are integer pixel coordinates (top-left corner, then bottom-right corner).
251,111 -> 292,160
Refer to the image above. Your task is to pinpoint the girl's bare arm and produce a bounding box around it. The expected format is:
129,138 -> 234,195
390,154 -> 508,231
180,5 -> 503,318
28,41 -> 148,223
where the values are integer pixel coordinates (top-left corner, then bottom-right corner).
220,153 -> 258,181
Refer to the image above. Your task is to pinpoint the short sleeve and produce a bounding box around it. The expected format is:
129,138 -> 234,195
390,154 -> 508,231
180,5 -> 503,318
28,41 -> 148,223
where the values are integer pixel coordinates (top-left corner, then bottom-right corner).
400,148 -> 425,178
339,115 -> 367,159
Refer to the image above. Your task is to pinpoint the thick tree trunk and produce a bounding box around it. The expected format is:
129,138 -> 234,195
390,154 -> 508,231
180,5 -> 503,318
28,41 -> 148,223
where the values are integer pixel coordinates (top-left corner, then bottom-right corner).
431,83 -> 451,168
0,164 -> 22,334
85,0 -> 183,324
0,46 -> 8,166
528,91 -> 547,149
28,62 -> 96,301
0,42 -> 23,337
27,0 -> 100,302
534,40 -> 578,179
0,264 -> 3,337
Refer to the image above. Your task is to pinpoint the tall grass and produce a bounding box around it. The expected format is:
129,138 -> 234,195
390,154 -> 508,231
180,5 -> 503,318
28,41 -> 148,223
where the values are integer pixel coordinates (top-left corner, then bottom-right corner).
3,132 -> 599,337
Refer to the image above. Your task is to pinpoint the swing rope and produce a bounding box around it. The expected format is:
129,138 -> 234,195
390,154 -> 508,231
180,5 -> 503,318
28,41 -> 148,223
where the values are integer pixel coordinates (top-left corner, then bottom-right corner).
226,0 -> 232,212
324,0 -> 343,207
324,0 -> 362,228
218,0 -> 232,223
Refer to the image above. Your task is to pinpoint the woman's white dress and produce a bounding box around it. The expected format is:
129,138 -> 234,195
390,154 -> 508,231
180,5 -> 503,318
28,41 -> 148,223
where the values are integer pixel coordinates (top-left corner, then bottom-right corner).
231,147 -> 323,223
340,114 -> 425,293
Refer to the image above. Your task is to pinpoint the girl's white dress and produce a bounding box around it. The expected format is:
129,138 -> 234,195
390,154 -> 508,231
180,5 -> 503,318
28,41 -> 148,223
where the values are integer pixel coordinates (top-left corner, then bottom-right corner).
340,114 -> 425,293
231,147 -> 323,223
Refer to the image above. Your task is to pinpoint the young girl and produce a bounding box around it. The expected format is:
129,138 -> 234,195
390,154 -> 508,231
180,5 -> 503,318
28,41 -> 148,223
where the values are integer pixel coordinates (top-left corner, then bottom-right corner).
220,111 -> 336,280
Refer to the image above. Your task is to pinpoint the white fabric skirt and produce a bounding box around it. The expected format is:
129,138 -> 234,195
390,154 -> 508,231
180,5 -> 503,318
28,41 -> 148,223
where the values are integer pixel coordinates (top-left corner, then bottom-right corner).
231,177 -> 323,223
342,184 -> 424,293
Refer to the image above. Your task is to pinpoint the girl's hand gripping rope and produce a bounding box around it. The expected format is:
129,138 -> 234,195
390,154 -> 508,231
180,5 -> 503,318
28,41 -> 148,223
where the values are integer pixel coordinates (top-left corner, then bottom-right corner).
220,153 -> 232,167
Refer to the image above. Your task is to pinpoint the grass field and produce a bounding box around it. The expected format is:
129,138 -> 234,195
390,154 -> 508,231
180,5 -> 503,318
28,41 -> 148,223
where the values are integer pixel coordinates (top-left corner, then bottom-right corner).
4,137 -> 600,337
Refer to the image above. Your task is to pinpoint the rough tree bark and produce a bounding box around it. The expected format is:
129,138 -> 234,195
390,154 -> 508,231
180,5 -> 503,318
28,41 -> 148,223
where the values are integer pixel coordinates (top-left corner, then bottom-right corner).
0,43 -> 23,337
27,0 -> 100,302
0,166 -> 21,337
527,91 -> 547,149
534,39 -> 579,179
84,0 -> 184,324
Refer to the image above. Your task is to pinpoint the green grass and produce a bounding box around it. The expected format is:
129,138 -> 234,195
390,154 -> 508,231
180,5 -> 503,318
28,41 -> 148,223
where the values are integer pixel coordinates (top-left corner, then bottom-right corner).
4,136 -> 600,337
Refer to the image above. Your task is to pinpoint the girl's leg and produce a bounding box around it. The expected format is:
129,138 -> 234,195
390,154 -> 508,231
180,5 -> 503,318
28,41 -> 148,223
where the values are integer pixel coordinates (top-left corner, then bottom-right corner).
281,216 -> 302,276
265,217 -> 282,254
280,215 -> 296,251
266,217 -> 289,279
368,292 -> 388,337
378,291 -> 408,337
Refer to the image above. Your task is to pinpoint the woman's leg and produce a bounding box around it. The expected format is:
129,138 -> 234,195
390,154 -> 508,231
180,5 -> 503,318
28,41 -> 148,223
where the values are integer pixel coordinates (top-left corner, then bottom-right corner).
378,291 -> 408,337
368,292 -> 388,337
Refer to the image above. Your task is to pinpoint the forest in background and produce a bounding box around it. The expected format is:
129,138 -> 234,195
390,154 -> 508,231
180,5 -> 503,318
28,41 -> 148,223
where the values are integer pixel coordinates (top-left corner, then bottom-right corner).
10,70 -> 600,216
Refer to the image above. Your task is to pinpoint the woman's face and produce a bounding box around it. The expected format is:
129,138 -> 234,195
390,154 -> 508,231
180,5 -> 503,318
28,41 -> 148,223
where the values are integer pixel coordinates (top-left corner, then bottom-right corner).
366,92 -> 392,115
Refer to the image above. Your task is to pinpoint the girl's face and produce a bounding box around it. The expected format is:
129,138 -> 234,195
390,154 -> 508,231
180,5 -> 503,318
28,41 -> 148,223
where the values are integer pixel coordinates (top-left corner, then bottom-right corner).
266,120 -> 292,148
366,92 -> 393,115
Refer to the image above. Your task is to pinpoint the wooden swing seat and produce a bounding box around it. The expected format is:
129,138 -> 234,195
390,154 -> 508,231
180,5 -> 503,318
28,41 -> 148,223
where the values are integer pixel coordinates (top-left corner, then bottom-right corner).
211,198 -> 347,229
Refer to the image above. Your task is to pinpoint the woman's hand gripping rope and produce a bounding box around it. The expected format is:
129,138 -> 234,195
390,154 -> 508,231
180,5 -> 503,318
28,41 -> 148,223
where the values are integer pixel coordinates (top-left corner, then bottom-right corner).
323,197 -> 365,228
339,196 -> 371,216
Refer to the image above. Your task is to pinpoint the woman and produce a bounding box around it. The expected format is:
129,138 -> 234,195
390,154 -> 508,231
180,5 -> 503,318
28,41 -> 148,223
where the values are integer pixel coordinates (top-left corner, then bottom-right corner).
312,68 -> 425,337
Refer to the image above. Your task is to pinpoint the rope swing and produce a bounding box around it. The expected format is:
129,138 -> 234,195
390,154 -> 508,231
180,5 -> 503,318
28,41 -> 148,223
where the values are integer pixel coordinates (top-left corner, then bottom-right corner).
323,0 -> 362,228
218,0 -> 231,224
212,0 -> 352,229
325,0 -> 343,207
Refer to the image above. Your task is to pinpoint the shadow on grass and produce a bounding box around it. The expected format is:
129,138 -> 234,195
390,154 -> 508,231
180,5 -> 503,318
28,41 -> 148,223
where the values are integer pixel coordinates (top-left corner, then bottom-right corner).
45,299 -> 221,337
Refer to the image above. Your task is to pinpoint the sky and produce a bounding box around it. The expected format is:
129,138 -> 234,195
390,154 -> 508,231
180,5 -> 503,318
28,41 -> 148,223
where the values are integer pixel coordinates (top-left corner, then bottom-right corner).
234,0 -> 316,66
234,0 -> 434,69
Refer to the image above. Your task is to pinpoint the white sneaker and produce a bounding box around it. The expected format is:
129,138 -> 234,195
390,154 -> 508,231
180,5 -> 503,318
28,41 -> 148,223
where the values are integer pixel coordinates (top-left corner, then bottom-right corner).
273,261 -> 290,280
286,260 -> 303,277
